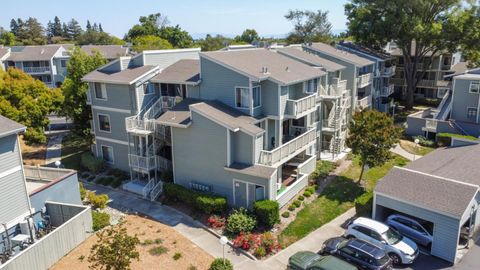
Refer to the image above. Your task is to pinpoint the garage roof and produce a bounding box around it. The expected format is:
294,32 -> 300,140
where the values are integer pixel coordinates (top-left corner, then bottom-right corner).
375,167 -> 478,218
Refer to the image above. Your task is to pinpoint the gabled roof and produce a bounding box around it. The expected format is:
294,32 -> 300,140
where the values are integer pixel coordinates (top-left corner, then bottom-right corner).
82,65 -> 159,85
225,163 -> 276,179
157,99 -> 264,135
375,167 -> 478,218
151,59 -> 200,85
337,41 -> 393,60
0,47 -> 10,59
305,42 -> 374,67
81,45 -> 129,59
0,115 -> 26,138
276,47 -> 345,72
200,49 -> 326,85
6,45 -> 63,61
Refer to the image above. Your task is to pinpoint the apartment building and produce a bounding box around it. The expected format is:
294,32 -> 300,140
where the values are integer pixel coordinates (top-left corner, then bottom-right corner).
80,45 -> 130,61
336,41 -> 396,113
385,42 -> 462,101
0,46 -> 10,71
406,68 -> 480,138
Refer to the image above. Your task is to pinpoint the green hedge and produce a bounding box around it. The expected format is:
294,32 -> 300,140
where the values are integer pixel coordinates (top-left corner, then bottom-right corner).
92,211 -> 110,231
437,133 -> 478,146
81,152 -> 104,173
253,200 -> 280,228
355,191 -> 373,217
163,183 -> 227,214
209,258 -> 233,270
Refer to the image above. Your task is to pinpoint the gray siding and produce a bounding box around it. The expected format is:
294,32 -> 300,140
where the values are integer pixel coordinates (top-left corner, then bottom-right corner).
232,131 -> 253,164
254,134 -> 263,163
92,109 -> 130,142
375,194 -> 460,263
199,57 -> 250,111
95,139 -> 130,172
0,135 -> 22,172
143,50 -> 199,69
451,78 -> 480,123
89,83 -> 135,111
187,85 -> 201,98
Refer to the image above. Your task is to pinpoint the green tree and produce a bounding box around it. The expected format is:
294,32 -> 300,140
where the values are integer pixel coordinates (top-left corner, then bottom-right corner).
61,47 -> 107,135
66,18 -> 83,40
235,28 -> 260,44
88,222 -> 140,270
285,9 -> 332,44
0,31 -> 16,45
346,110 -> 402,182
0,68 -> 63,144
131,35 -> 172,52
196,34 -> 230,51
126,13 -> 169,40
76,31 -> 124,46
345,0 -> 480,109
159,25 -> 193,48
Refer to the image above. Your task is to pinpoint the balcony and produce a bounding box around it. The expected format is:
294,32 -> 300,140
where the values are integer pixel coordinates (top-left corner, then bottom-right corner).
23,66 -> 50,73
380,84 -> 394,97
258,128 -> 316,167
285,94 -> 317,118
156,155 -> 172,171
357,95 -> 372,110
357,73 -> 373,88
125,116 -> 155,134
128,154 -> 156,172
382,66 -> 396,77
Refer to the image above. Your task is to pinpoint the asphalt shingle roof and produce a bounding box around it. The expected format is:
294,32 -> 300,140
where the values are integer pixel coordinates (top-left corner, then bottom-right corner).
81,45 -> 129,59
0,115 -> 26,138
151,59 -> 200,84
7,45 -> 62,61
276,47 -> 345,72
225,163 -> 276,179
305,42 -> 374,67
82,65 -> 159,84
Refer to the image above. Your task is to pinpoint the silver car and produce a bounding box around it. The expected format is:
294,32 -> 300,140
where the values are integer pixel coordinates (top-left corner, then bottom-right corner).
386,214 -> 433,248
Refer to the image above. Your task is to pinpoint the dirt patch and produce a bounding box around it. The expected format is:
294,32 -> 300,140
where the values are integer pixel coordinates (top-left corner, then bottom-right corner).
19,135 -> 48,166
51,215 -> 214,270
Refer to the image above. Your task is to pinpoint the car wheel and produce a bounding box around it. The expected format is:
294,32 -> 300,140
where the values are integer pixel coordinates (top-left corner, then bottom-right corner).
389,253 -> 401,265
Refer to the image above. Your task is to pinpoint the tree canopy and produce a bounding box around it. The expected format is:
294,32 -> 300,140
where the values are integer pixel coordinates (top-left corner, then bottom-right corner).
345,0 -> 480,109
235,29 -> 260,44
285,9 -> 333,44
346,110 -> 402,182
0,68 -> 63,144
61,47 -> 107,135
131,35 -> 173,52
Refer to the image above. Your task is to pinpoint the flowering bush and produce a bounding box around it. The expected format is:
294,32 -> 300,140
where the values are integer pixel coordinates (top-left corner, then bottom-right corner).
207,215 -> 226,229
232,232 -> 281,258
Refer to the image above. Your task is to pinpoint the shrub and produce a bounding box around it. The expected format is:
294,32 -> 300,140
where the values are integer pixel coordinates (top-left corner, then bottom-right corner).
163,183 -> 227,214
79,182 -> 87,201
232,232 -> 280,257
110,178 -> 123,189
197,196 -> 227,214
281,212 -> 290,218
292,200 -> 301,208
88,192 -> 109,209
225,208 -> 256,235
298,195 -> 305,201
92,211 -> 110,231
355,191 -> 373,217
436,132 -> 478,147
149,246 -> 168,256
303,191 -> 312,197
80,152 -> 104,173
209,258 -> 233,270
253,200 -> 280,228
305,186 -> 316,193
173,252 -> 182,260
207,215 -> 226,228
288,205 -> 296,211
107,168 -> 129,180
412,135 -> 435,148
310,161 -> 336,179
254,246 -> 266,258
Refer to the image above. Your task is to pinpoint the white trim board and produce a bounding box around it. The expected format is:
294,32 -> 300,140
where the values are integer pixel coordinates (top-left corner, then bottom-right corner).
0,165 -> 22,179
95,136 -> 131,146
91,105 -> 132,114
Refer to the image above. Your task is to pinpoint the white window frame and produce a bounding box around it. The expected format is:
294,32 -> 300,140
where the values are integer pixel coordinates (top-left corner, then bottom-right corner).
304,78 -> 318,94
235,86 -> 261,109
100,145 -> 114,164
60,59 -> 67,68
143,83 -> 155,95
97,113 -> 111,133
469,81 -> 480,94
252,85 -> 262,108
94,83 -> 107,100
467,107 -> 477,120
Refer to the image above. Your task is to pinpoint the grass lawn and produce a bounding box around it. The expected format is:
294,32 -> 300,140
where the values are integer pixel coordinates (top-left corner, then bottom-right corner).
278,154 -> 409,247
60,133 -> 91,171
399,139 -> 435,156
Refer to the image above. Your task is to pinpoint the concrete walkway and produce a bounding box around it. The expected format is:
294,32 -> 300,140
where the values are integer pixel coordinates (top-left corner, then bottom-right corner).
83,183 -> 251,266
390,144 -> 421,161
236,208 -> 357,270
45,133 -> 65,166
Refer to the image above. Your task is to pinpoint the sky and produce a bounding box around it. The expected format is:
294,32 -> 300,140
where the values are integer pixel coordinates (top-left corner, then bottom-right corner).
1,0 -> 348,38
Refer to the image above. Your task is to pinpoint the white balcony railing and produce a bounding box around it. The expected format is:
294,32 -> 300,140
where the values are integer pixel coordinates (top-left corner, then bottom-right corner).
286,94 -> 317,117
357,73 -> 373,88
125,116 -> 155,133
156,155 -> 172,171
380,84 -> 394,97
298,155 -> 316,175
258,128 -> 316,166
23,66 -> 51,73
357,96 -> 372,109
382,66 -> 396,77
128,154 -> 156,172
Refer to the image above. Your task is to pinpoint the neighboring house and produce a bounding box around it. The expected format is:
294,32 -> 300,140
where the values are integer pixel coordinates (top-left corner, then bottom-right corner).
4,45 -> 71,87
0,115 -> 91,270
80,45 -> 130,61
302,42 -> 376,111
406,69 -> 480,138
0,46 -> 10,71
336,41 -> 396,113
373,142 -> 480,263
385,42 -> 461,101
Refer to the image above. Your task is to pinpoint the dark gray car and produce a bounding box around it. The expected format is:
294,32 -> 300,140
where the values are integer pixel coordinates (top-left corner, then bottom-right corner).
386,214 -> 433,247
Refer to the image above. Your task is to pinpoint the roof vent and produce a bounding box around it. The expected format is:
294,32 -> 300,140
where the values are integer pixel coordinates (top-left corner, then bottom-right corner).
285,66 -> 289,72
261,66 -> 269,74
40,49 -> 45,54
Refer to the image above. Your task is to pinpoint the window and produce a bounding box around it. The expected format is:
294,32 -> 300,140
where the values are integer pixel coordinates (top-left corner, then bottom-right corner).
143,83 -> 154,95
94,83 -> 107,99
470,81 -> 480,94
235,86 -> 261,109
467,108 -> 477,120
98,114 -> 111,132
304,79 -> 318,94
101,146 -> 114,164
292,117 -> 305,127
60,60 -> 67,68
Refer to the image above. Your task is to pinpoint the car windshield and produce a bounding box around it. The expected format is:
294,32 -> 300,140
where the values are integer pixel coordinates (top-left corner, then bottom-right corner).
382,227 -> 403,245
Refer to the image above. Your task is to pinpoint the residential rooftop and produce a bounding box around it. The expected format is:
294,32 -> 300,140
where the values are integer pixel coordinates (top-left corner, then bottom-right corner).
82,65 -> 159,85
0,114 -> 26,138
454,73 -> 480,81
225,162 -> 276,179
200,48 -> 326,85
151,59 -> 200,85
24,165 -> 77,195
6,45 -> 64,61
0,47 -> 10,59
305,42 -> 374,67
276,47 -> 346,72
81,45 -> 129,59
337,41 -> 393,60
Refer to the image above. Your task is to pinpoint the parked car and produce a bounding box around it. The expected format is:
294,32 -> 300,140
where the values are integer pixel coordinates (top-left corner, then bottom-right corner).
345,217 -> 418,265
321,236 -> 393,270
386,214 -> 433,247
288,251 -> 358,270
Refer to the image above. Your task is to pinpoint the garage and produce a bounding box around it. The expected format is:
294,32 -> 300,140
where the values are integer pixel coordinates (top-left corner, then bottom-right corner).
373,166 -> 479,264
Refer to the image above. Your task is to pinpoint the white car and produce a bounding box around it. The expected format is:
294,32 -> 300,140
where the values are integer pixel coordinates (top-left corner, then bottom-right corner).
345,217 -> 419,265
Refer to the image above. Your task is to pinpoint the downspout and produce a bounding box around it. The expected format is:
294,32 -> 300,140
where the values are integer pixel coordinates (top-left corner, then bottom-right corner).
2,223 -> 11,256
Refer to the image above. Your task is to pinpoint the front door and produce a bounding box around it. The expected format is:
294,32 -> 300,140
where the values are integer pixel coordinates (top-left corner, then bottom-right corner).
234,181 -> 248,209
